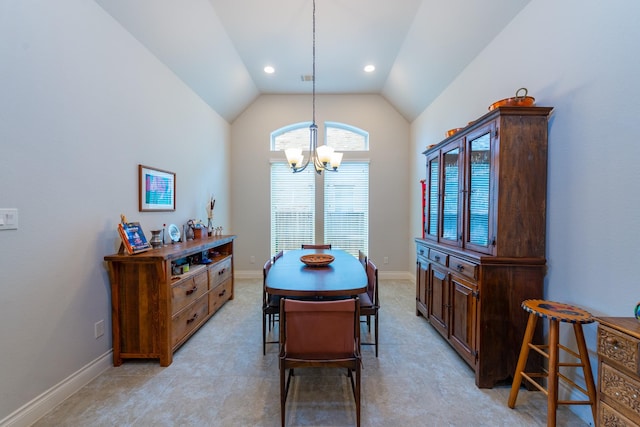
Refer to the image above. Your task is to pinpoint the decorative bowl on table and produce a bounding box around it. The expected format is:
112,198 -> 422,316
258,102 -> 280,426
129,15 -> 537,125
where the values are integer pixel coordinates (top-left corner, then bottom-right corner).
300,254 -> 335,267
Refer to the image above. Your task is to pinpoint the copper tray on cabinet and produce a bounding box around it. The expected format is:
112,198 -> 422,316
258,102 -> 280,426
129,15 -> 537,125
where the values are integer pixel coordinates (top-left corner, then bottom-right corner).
488,88 -> 535,111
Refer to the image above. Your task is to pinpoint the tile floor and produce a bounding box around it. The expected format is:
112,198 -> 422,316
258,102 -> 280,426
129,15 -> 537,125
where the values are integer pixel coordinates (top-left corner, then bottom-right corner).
33,279 -> 590,426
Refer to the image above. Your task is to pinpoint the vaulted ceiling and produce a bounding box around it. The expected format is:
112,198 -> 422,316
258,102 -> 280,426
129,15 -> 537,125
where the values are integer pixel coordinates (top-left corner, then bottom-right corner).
94,0 -> 531,122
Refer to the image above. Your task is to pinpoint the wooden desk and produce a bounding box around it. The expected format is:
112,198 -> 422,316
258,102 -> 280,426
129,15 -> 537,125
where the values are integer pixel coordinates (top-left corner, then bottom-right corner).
266,249 -> 367,298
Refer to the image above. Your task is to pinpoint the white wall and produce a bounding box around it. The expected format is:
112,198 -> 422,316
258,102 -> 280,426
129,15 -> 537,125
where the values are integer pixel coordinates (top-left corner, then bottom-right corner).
410,0 -> 640,422
0,0 -> 230,422
231,94 -> 411,277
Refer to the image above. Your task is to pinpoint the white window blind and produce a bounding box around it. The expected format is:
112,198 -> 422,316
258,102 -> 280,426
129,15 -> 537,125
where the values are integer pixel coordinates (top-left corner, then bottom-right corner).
324,162 -> 369,257
270,162 -> 315,254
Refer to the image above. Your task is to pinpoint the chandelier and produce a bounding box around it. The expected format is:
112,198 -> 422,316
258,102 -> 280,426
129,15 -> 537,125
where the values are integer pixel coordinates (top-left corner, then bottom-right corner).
285,0 -> 342,174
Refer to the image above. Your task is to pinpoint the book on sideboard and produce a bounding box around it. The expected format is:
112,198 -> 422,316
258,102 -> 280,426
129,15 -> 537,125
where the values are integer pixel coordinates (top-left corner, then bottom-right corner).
117,220 -> 151,255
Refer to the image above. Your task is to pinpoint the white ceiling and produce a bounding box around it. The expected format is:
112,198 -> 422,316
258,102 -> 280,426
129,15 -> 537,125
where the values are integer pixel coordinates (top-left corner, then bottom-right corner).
94,0 -> 531,122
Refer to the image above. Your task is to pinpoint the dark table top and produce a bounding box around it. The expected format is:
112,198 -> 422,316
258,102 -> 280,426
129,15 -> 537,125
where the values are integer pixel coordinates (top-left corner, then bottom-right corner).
266,249 -> 367,297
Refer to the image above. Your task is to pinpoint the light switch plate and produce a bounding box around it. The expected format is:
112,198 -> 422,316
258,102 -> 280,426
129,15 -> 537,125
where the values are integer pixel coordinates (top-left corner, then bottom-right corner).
0,209 -> 19,230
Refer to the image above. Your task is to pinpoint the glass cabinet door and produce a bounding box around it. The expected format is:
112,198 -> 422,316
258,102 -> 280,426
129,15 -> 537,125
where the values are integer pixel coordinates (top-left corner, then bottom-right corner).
465,125 -> 494,254
441,142 -> 462,246
424,152 -> 439,240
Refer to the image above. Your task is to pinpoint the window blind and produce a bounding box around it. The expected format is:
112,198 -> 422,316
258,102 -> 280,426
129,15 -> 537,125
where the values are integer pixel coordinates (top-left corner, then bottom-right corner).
324,162 -> 369,257
270,163 -> 315,255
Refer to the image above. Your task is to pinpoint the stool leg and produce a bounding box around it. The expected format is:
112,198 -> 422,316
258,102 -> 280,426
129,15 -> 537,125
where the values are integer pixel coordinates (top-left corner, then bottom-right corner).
508,313 -> 538,408
573,323 -> 597,423
548,319 -> 559,427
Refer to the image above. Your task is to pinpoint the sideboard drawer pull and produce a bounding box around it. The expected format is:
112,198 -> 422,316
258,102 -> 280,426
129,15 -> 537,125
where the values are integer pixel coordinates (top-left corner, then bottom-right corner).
185,286 -> 197,296
605,337 -> 619,349
186,313 -> 199,325
218,289 -> 226,297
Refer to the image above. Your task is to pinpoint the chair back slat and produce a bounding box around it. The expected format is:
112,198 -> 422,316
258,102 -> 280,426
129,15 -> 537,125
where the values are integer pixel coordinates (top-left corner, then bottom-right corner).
366,259 -> 378,304
301,244 -> 332,249
358,250 -> 367,270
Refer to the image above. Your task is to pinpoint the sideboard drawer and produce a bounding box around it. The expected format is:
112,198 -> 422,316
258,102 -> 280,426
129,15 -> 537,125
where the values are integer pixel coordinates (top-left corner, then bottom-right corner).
171,296 -> 208,347
428,248 -> 448,267
209,279 -> 232,315
599,400 -> 637,427
210,256 -> 232,289
600,361 -> 640,420
171,270 -> 208,315
416,243 -> 429,259
599,324 -> 640,375
449,256 -> 477,280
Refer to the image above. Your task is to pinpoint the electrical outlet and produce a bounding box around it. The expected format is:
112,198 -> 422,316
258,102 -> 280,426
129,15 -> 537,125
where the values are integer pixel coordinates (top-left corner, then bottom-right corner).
94,320 -> 105,338
250,256 -> 255,264
0,208 -> 18,231
384,256 -> 389,264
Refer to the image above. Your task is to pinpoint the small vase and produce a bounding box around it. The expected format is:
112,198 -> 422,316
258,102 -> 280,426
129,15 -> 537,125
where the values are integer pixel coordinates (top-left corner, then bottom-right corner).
150,230 -> 163,248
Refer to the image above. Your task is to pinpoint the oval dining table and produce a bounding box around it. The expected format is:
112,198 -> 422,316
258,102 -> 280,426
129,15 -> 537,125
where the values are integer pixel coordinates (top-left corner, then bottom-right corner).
266,249 -> 367,298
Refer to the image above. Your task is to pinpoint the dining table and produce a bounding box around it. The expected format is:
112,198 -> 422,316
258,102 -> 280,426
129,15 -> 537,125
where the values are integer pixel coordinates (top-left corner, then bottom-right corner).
265,249 -> 367,298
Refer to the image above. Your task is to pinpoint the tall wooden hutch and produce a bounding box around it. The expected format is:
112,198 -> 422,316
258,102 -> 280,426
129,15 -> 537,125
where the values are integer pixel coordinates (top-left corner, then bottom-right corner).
415,106 -> 553,388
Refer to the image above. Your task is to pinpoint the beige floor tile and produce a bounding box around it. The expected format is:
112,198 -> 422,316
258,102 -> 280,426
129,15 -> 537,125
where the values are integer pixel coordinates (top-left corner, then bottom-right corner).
32,279 -> 590,427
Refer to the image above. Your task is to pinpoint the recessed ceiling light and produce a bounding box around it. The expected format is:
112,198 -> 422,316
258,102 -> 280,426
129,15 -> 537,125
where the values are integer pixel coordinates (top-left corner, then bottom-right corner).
364,64 -> 375,73
264,66 -> 275,74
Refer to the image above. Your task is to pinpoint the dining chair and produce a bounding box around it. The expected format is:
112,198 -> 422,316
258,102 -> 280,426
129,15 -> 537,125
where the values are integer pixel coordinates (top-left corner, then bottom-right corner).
301,244 -> 332,249
359,259 -> 379,357
358,250 -> 367,270
268,251 -> 284,329
262,258 -> 280,355
279,298 -> 361,427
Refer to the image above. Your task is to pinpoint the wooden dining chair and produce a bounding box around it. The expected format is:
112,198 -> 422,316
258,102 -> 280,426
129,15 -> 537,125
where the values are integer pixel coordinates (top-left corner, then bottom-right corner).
269,251 -> 284,329
262,258 -> 280,355
279,298 -> 361,427
301,244 -> 332,249
358,250 -> 367,270
359,259 -> 379,357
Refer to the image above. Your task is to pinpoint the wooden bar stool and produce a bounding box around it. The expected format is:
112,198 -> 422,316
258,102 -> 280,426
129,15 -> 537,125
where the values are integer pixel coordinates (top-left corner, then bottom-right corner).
508,299 -> 597,427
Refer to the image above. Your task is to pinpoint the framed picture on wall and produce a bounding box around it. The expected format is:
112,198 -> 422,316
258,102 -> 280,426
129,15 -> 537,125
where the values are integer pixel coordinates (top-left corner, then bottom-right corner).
138,165 -> 176,212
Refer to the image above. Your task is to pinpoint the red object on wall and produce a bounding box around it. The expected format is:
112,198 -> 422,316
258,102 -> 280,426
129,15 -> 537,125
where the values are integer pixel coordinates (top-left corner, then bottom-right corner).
420,179 -> 426,238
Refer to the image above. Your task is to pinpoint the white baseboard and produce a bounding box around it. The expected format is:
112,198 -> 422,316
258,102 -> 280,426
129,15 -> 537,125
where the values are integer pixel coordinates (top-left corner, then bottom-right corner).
0,351 -> 112,427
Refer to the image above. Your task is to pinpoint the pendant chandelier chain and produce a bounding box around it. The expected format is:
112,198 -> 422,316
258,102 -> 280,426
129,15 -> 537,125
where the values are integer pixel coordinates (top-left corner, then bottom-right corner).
312,0 -> 316,126
284,0 -> 342,174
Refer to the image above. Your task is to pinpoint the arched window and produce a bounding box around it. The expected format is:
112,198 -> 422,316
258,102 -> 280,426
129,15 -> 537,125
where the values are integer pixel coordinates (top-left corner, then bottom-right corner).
326,121 -> 368,151
271,122 -> 312,151
270,122 -> 369,257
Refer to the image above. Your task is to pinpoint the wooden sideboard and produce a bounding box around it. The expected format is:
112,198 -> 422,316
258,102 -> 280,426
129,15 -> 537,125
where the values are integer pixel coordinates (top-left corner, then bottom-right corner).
596,317 -> 640,426
104,235 -> 236,366
416,106 -> 553,388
